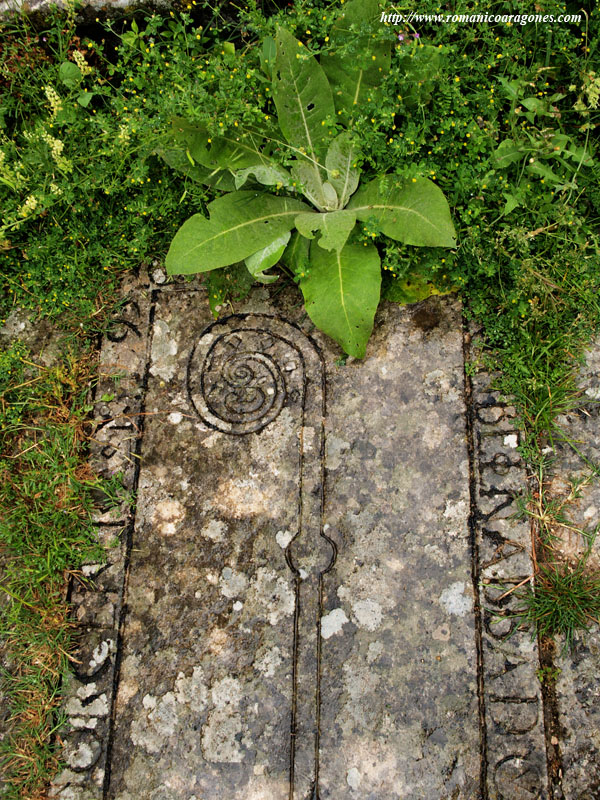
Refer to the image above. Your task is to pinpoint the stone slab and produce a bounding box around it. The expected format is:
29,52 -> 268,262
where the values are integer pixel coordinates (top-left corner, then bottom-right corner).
49,277 -> 600,800
104,285 -> 493,800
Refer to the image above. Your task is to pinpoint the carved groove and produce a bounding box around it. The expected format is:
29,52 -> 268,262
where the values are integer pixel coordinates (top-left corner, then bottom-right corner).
188,313 -> 334,800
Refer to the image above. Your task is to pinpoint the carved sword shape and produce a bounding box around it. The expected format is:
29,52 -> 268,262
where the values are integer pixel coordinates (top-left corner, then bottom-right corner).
188,314 -> 336,800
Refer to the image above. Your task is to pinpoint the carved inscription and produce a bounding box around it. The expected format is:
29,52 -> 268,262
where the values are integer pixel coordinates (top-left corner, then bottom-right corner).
470,369 -> 549,800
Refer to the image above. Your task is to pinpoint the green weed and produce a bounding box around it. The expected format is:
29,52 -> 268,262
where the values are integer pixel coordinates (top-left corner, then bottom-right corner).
514,562 -> 600,652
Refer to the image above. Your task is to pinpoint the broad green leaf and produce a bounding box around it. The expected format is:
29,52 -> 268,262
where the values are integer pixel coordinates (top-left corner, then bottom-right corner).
209,130 -> 272,170
348,176 -> 456,248
522,96 -> 547,116
383,270 -> 456,304
59,61 -> 82,89
493,139 -> 524,168
322,181 -> 338,209
245,231 -> 290,284
169,117 -> 270,171
320,0 -> 390,115
291,161 -> 333,211
157,148 -> 235,191
561,142 -> 594,166
223,41 -> 235,56
497,77 -> 522,100
272,26 -> 334,163
281,231 -> 310,274
295,209 -> 356,252
260,36 -> 276,77
325,132 -> 360,207
234,164 -> 292,190
77,91 -> 94,108
502,193 -> 521,215
299,241 -> 381,358
166,192 -> 308,274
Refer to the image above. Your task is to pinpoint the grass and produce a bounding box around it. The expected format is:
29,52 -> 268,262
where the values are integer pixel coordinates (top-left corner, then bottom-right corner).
0,0 -> 599,795
515,562 -> 600,652
0,341 -> 121,798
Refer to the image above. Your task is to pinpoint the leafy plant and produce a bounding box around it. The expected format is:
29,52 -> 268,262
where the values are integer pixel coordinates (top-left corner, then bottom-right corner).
163,1 -> 456,358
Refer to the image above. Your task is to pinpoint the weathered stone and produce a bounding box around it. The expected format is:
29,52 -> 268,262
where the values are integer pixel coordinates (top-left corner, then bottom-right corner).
47,285 -> 600,800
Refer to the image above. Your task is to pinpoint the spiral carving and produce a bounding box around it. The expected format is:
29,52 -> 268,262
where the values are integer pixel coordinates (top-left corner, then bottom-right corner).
188,322 -> 288,434
204,350 -> 285,429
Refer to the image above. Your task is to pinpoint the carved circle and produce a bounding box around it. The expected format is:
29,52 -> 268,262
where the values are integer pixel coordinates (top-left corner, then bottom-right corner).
188,328 -> 287,434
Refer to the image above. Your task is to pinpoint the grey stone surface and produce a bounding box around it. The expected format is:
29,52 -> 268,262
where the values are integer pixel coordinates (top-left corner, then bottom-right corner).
317,300 -> 480,799
50,272 -> 155,800
46,278 -> 600,799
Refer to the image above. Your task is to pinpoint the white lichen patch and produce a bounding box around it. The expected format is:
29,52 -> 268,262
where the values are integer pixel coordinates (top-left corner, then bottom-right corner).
201,519 -> 227,542
201,431 -> 222,449
207,477 -> 270,519
89,640 -> 111,670
219,567 -> 249,599
65,740 -> 101,770
201,676 -> 244,764
301,426 -> 316,452
254,646 -> 283,678
167,411 -> 183,424
201,708 -> 244,763
503,434 -> 519,448
351,599 -> 383,632
211,676 -> 242,708
367,641 -> 384,664
275,529 -> 294,549
423,368 -> 461,403
175,666 -> 208,712
130,691 -> 179,754
76,682 -> 98,700
439,581 -> 473,617
443,498 -> 468,536
321,608 -> 349,639
347,767 -> 361,791
66,693 -> 108,718
422,422 -> 447,450
152,498 -> 185,536
69,716 -> 98,730
325,434 -> 351,471
342,662 -> 380,725
150,319 -> 178,381
248,568 -> 295,626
